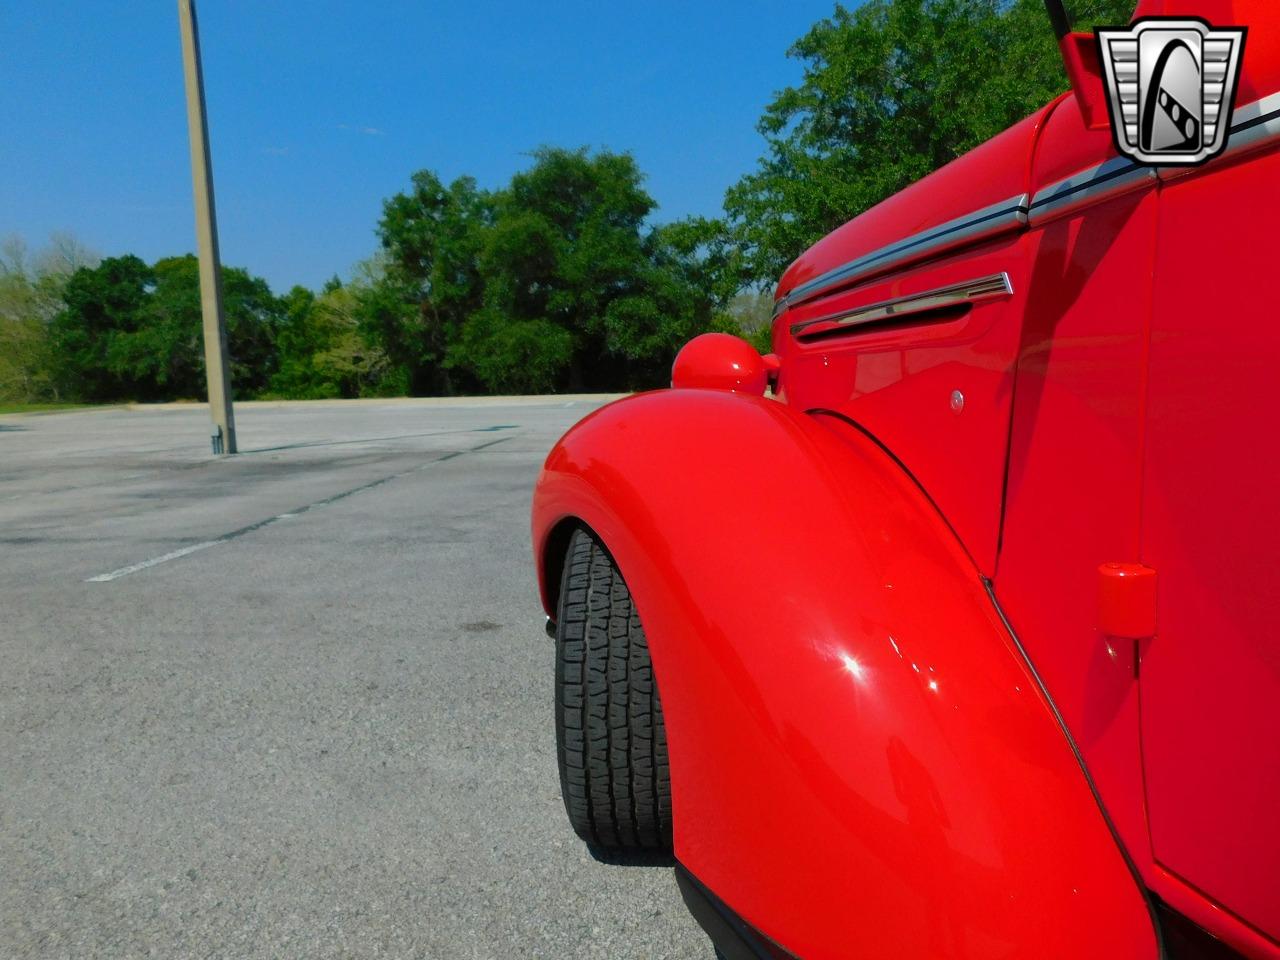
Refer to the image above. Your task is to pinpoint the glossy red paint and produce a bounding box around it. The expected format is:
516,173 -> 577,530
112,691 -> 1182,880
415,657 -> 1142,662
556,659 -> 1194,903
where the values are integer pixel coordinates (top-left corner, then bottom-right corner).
1059,33 -> 1110,130
996,19 -> 1280,952
533,1 -> 1280,954
777,232 -> 1032,576
1097,563 -> 1158,640
671,332 -> 771,394
1139,140 -> 1280,946
532,390 -> 1157,960
771,106 -> 1056,578
996,85 -> 1159,941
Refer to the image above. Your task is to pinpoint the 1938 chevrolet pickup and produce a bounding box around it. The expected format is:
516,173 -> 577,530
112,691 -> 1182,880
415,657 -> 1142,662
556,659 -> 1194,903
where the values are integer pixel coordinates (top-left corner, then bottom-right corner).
531,1 -> 1280,956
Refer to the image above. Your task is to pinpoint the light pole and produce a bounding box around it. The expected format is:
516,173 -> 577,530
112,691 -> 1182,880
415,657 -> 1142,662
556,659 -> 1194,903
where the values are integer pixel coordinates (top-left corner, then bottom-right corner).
177,0 -> 236,455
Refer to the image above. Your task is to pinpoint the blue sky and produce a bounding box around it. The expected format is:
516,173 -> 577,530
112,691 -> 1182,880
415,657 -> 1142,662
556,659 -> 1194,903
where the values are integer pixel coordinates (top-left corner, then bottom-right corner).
2,1 -> 839,292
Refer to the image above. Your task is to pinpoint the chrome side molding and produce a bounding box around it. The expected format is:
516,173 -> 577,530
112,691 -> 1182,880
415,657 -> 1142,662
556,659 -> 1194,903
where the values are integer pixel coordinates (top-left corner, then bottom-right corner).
1160,88 -> 1280,183
1028,156 -> 1155,223
780,194 -> 1029,314
789,272 -> 1013,338
1026,90 -> 1280,213
774,90 -> 1280,320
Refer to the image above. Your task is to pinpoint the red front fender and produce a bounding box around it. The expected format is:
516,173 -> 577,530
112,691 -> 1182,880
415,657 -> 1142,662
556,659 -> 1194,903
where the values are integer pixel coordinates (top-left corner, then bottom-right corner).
532,389 -> 1156,960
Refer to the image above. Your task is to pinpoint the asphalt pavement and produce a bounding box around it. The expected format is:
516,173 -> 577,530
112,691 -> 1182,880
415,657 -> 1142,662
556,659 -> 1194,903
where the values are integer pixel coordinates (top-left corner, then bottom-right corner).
0,398 -> 709,959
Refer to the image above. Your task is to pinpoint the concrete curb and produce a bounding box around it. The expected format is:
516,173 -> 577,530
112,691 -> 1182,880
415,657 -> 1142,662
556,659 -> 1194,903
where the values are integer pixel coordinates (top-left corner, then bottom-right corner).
121,394 -> 631,412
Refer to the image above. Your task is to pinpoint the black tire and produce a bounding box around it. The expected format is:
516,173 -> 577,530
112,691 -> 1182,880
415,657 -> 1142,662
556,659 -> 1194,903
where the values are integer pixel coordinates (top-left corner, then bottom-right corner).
554,527 -> 672,850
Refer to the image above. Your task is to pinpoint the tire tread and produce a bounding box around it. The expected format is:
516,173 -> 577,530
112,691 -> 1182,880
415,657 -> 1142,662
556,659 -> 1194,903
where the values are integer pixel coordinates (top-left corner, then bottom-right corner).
554,528 -> 672,850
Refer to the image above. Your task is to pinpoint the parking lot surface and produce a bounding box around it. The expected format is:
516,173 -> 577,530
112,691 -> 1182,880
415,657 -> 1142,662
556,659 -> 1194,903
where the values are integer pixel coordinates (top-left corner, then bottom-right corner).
1,398 -> 707,959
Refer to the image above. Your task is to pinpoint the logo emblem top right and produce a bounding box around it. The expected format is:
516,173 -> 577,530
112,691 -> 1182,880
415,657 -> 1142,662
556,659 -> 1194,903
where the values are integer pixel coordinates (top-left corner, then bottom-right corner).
1097,18 -> 1246,166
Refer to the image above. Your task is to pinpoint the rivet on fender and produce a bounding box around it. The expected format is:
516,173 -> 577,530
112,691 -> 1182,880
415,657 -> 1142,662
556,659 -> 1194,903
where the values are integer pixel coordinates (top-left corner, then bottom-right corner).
1097,562 -> 1157,639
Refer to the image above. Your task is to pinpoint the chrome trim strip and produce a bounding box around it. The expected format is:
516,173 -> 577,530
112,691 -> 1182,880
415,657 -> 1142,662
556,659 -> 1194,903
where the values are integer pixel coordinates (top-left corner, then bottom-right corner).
775,91 -> 1280,319
1225,89 -> 1280,153
1028,156 -> 1155,223
790,272 -> 1013,337
1161,88 -> 1280,181
782,193 -> 1029,312
1030,90 -> 1280,212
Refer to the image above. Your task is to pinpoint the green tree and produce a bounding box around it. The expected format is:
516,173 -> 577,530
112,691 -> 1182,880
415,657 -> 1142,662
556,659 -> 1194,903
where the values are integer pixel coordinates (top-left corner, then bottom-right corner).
310,282 -> 390,396
49,254 -> 286,402
600,220 -> 746,387
376,148 -> 732,394
271,279 -> 389,398
456,147 -> 733,392
0,279 -> 56,402
498,147 -> 654,390
50,254 -> 154,401
724,0 -> 1136,284
372,172 -> 493,394
270,285 -> 327,396
453,309 -> 574,394
0,234 -> 99,402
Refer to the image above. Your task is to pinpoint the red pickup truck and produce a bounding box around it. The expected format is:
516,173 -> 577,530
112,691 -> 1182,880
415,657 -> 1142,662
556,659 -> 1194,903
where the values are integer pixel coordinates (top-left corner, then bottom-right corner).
532,1 -> 1280,956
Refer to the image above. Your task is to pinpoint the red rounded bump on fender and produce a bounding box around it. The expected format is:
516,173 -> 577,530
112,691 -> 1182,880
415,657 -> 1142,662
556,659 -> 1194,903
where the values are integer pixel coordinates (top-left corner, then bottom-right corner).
1097,563 -> 1157,640
671,333 -> 770,394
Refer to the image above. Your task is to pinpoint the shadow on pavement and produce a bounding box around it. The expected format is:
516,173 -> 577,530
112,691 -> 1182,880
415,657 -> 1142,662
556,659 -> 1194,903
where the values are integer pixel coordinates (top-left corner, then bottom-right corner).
586,845 -> 677,869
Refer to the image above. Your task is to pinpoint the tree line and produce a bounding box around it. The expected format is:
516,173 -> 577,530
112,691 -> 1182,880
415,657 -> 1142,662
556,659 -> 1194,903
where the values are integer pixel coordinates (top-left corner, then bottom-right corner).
1,0 -> 1131,405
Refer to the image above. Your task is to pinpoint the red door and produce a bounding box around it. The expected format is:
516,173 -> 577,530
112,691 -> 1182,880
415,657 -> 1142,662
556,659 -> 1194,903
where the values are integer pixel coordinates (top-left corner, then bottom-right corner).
1139,141 -> 1280,943
1135,0 -> 1280,942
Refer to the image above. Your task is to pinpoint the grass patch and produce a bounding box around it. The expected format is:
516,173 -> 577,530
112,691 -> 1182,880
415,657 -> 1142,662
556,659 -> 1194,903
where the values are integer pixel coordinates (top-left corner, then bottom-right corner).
0,401 -> 100,415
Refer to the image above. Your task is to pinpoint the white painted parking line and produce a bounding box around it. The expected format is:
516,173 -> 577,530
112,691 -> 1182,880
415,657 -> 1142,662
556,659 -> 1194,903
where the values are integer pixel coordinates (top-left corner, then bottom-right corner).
86,540 -> 224,582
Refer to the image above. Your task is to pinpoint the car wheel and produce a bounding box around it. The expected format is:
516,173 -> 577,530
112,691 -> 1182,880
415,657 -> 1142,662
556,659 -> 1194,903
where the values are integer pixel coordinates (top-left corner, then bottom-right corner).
554,527 -> 672,850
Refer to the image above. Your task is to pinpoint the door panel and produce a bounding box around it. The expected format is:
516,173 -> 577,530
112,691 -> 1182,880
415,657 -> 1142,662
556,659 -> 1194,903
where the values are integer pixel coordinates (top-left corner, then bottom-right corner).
994,189 -> 1156,856
1140,146 -> 1280,941
994,93 -> 1157,860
